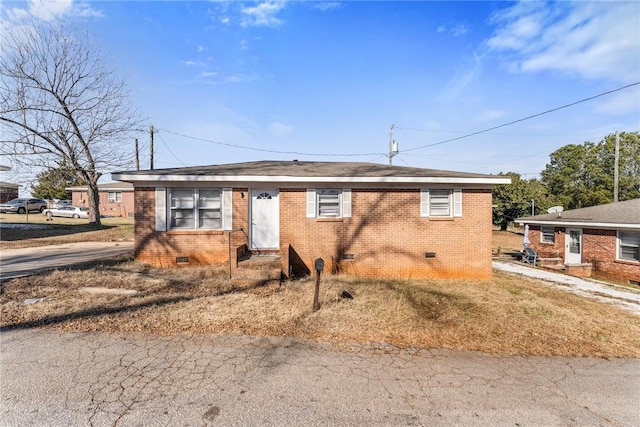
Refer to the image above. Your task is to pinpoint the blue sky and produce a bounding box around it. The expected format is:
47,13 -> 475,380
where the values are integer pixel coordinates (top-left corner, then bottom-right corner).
1,0 -> 639,183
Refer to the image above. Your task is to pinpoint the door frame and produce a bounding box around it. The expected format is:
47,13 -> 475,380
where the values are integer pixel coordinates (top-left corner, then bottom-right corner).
565,228 -> 583,264
249,189 -> 280,250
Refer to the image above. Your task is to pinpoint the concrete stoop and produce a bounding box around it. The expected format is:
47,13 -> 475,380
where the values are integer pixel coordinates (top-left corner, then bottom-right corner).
539,257 -> 564,271
231,255 -> 283,289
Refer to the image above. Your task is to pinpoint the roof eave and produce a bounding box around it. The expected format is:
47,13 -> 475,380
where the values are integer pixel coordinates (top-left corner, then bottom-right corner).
516,219 -> 640,230
111,173 -> 511,185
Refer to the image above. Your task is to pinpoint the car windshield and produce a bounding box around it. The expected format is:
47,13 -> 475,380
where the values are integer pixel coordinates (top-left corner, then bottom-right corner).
79,208 -> 89,212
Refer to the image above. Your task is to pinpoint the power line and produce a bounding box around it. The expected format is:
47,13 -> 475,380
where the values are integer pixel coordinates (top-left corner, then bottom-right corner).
155,82 -> 638,161
157,128 -> 384,158
402,81 -> 640,153
156,131 -> 187,167
397,128 -> 609,137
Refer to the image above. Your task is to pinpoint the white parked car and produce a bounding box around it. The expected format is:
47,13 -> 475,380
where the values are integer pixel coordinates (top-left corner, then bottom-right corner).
43,206 -> 90,219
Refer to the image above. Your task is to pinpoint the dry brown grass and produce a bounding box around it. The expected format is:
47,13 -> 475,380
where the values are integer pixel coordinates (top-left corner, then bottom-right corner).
2,261 -> 638,358
492,229 -> 525,254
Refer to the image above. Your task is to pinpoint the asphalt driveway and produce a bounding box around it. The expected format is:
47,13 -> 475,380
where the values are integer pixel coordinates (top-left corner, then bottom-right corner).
1,329 -> 638,426
0,242 -> 134,282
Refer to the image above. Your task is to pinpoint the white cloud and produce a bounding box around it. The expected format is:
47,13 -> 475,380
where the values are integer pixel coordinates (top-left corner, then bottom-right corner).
198,71 -> 218,78
449,24 -> 468,37
436,23 -> 469,37
313,2 -> 342,12
487,1 -> 640,84
440,51 -> 483,102
241,1 -> 286,28
197,45 -> 206,53
268,121 -> 293,137
219,16 -> 230,25
1,0 -> 102,23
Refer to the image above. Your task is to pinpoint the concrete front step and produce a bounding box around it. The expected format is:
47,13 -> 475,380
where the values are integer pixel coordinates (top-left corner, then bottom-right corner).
539,257 -> 563,268
237,255 -> 282,270
232,254 -> 283,289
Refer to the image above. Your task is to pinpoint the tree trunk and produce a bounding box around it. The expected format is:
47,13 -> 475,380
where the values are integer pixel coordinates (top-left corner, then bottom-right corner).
86,180 -> 102,225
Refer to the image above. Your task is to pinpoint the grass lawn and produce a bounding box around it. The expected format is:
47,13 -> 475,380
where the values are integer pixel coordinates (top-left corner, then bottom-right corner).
2,220 -> 638,358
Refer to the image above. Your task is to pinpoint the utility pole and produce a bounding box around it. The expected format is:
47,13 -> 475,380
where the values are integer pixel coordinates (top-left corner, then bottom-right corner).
614,131 -> 619,202
135,138 -> 140,171
149,125 -> 154,170
388,124 -> 398,165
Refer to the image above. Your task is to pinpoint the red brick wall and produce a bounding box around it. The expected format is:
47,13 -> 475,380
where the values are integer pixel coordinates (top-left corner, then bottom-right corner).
134,188 -> 249,268
280,188 -> 493,280
0,186 -> 18,203
528,226 -> 640,284
133,186 -> 494,280
72,190 -> 135,217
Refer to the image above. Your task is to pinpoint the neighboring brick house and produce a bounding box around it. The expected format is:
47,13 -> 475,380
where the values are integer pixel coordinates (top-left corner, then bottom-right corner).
67,182 -> 134,217
112,161 -> 510,280
0,181 -> 19,203
516,199 -> 640,285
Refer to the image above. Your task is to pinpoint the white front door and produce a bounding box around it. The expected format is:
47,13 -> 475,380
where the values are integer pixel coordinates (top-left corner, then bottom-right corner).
250,190 -> 279,249
565,228 -> 582,264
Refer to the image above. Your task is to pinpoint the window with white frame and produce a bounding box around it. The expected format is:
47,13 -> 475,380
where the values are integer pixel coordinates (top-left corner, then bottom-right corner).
169,188 -> 221,229
306,189 -> 351,218
541,226 -> 555,243
108,191 -> 122,202
429,190 -> 452,216
618,231 -> 640,262
317,189 -> 341,217
420,189 -> 462,217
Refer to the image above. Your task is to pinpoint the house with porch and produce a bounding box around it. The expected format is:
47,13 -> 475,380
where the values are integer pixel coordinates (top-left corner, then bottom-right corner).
516,198 -> 640,284
112,161 -> 510,281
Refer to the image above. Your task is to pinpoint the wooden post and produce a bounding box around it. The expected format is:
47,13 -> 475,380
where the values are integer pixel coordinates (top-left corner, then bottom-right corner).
313,258 -> 324,311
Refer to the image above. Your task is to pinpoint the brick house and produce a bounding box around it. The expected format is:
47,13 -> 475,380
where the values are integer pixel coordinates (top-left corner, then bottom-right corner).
67,182 -> 134,217
516,199 -> 640,284
112,161 -> 510,280
0,181 -> 19,203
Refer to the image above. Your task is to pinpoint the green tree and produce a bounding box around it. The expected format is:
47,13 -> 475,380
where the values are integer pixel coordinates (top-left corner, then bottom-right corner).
32,167 -> 84,201
492,172 -> 555,231
541,132 -> 640,209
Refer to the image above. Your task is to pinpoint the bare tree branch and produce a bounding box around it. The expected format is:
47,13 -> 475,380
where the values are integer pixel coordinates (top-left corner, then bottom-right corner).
0,19 -> 145,224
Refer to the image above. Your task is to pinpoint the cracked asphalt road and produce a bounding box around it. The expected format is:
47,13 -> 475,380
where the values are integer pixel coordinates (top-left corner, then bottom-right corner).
1,330 -> 638,426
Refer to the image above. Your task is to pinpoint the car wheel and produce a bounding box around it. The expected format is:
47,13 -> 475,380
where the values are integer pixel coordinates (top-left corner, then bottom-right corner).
73,214 -> 79,219
39,206 -> 46,212
17,207 -> 25,214
46,211 -> 53,219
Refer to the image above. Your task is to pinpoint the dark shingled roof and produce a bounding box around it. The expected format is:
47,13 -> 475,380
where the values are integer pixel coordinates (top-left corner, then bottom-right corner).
112,160 -> 500,179
517,198 -> 640,226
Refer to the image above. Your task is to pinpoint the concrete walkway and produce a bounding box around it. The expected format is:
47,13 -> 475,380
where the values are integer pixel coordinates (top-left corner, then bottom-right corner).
493,260 -> 640,316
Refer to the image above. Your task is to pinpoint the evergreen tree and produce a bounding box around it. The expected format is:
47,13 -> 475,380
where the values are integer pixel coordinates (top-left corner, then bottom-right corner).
32,167 -> 84,201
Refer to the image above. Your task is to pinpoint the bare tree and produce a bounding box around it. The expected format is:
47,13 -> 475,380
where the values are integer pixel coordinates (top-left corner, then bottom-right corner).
0,20 -> 143,225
